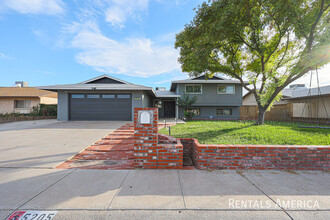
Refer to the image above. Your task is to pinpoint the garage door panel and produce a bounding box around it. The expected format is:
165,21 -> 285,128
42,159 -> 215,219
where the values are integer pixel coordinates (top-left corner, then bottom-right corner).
69,94 -> 132,120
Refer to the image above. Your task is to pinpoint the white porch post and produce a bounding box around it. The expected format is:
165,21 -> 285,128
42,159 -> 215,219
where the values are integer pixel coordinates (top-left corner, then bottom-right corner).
175,98 -> 179,119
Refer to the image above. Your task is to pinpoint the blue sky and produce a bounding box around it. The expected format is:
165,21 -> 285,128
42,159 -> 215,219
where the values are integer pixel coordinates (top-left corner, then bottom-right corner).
0,0 -> 204,89
0,0 -> 329,89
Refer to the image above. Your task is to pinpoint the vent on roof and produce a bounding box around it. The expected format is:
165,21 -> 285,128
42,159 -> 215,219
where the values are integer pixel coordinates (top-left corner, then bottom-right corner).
289,84 -> 306,90
86,77 -> 124,84
156,87 -> 166,91
14,81 -> 28,87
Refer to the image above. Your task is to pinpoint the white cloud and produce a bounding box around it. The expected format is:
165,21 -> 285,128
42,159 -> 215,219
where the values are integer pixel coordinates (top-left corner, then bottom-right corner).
0,52 -> 12,59
0,0 -> 65,15
291,64 -> 330,87
104,0 -> 149,28
68,22 -> 180,77
154,74 -> 188,84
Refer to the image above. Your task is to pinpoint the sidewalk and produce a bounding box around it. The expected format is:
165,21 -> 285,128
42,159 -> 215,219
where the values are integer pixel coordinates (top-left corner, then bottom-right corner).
1,168 -> 329,219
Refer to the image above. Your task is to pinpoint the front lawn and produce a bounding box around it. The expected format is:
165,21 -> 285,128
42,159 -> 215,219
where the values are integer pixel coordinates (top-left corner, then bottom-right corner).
159,121 -> 330,145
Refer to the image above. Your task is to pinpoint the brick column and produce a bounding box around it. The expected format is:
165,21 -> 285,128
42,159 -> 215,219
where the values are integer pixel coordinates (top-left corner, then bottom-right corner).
134,108 -> 159,169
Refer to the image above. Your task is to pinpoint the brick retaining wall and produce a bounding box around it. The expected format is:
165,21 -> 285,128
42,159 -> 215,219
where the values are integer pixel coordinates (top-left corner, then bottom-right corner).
134,108 -> 183,169
0,116 -> 56,123
180,138 -> 329,171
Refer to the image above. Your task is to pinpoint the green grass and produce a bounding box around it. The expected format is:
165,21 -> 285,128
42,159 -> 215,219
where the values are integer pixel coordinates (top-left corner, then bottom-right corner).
159,121 -> 330,145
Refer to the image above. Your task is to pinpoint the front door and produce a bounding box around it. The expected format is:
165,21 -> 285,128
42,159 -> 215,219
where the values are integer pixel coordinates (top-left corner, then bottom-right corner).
164,101 -> 175,117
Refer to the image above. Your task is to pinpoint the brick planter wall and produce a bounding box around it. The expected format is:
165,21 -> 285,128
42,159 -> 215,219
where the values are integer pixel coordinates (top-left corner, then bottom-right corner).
180,138 -> 329,171
134,108 -> 183,169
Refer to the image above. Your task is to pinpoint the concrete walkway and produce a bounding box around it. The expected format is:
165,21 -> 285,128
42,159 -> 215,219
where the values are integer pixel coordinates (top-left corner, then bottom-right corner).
1,169 -> 329,219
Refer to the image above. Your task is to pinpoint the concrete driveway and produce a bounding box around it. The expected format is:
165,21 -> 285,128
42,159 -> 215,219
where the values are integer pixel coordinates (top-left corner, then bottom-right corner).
0,120 -> 127,168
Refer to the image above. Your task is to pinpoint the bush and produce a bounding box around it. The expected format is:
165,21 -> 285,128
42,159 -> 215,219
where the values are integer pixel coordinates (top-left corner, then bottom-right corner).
0,104 -> 58,118
40,104 -> 57,116
0,113 -> 25,118
183,110 -> 196,121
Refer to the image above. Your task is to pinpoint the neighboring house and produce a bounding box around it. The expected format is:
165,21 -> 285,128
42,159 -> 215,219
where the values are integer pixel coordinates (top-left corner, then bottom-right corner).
39,74 -> 245,121
287,85 -> 330,119
0,86 -> 58,114
242,84 -> 330,121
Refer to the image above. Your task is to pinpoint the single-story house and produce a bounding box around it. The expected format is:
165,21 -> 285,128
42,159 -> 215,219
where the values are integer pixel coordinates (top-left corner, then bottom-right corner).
242,84 -> 330,121
39,74 -> 245,121
0,86 -> 58,114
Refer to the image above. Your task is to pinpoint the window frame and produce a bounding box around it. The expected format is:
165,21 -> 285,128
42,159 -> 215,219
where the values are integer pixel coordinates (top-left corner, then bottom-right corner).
189,107 -> 201,115
185,84 -> 202,94
217,85 -> 235,94
14,100 -> 31,108
117,94 -> 131,99
87,94 -> 100,99
102,94 -> 115,99
216,108 -> 233,116
71,94 -> 85,99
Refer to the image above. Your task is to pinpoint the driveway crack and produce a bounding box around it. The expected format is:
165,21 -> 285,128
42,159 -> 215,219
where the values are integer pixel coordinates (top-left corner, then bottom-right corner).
177,170 -> 187,209
236,171 -> 293,220
6,169 -> 77,219
107,170 -> 130,209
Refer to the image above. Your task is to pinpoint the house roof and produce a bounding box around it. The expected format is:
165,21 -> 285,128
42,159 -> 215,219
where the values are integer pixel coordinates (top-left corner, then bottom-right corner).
243,88 -> 293,99
286,85 -> 330,99
38,74 -> 156,96
170,74 -> 247,91
0,87 -> 57,98
79,74 -> 132,85
243,85 -> 330,101
155,90 -> 180,98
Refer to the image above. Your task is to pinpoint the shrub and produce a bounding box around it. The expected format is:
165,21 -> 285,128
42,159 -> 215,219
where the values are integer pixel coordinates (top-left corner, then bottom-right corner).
40,104 -> 57,116
183,110 -> 196,121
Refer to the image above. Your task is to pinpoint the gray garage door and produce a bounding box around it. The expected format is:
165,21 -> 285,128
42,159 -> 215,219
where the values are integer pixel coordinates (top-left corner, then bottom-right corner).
69,94 -> 132,120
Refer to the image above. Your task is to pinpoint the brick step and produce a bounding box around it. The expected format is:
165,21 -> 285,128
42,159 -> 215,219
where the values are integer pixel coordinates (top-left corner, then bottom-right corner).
103,135 -> 134,140
86,144 -> 134,152
94,140 -> 135,145
56,159 -> 134,170
113,130 -> 134,132
72,150 -> 134,160
112,131 -> 134,134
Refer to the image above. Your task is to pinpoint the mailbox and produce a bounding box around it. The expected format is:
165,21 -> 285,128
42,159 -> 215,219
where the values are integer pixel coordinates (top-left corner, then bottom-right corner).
138,110 -> 153,124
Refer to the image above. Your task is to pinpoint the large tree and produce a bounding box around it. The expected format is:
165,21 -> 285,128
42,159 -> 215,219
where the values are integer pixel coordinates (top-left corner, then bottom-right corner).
175,0 -> 329,124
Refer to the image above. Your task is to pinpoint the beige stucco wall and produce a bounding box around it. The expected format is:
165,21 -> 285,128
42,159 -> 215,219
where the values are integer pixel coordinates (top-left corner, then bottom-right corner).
242,93 -> 257,106
0,97 -> 40,114
40,96 -> 57,104
292,96 -> 330,118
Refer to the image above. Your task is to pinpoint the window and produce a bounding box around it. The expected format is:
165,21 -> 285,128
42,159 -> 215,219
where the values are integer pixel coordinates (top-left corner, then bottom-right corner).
188,108 -> 200,115
153,99 -> 162,108
71,94 -> 84,98
87,94 -> 100,99
185,84 -> 202,94
102,94 -> 115,98
14,100 -> 31,108
216,108 -> 232,115
118,94 -> 130,99
218,85 -> 235,94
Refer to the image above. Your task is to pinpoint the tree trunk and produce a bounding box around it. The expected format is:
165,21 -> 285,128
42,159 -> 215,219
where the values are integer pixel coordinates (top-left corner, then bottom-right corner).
256,106 -> 267,125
